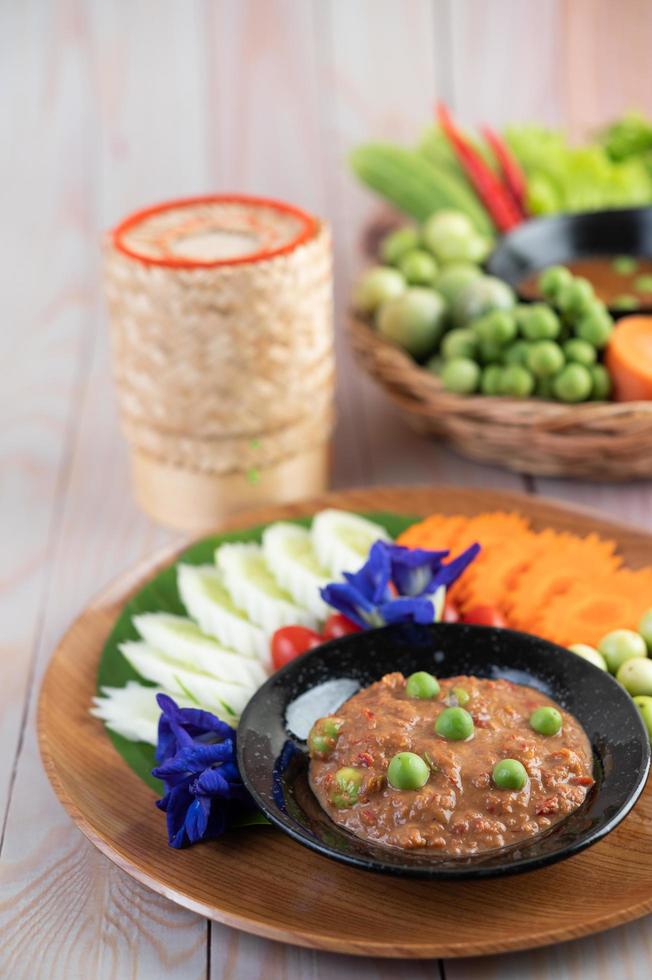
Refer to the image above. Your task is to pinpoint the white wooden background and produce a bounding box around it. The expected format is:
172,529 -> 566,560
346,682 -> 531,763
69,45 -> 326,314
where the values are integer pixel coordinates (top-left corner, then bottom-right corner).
3,0 -> 652,976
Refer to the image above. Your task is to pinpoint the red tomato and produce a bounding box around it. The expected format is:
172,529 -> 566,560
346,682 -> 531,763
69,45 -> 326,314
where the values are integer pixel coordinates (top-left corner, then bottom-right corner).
322,613 -> 361,641
271,625 -> 323,670
442,600 -> 460,623
462,605 -> 507,628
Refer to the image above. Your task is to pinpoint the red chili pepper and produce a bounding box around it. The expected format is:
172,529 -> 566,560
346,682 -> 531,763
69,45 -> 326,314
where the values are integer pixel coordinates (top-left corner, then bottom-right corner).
436,103 -> 523,233
481,125 -> 528,217
569,775 -> 594,787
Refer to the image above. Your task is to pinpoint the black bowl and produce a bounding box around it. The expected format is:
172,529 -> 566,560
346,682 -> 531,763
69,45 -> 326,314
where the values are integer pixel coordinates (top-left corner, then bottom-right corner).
487,206 -> 652,314
237,623 -> 650,879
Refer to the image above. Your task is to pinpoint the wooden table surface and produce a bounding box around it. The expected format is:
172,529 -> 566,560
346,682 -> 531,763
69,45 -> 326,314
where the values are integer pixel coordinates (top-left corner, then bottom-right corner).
2,1 -> 652,976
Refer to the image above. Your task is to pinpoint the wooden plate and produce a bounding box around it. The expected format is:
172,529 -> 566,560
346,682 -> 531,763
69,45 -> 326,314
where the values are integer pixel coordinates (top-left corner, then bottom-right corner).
38,486 -> 652,959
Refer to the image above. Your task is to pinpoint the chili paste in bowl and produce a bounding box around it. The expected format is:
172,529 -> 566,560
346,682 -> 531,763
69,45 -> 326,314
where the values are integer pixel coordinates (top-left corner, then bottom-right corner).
238,622 -> 649,879
308,673 -> 594,856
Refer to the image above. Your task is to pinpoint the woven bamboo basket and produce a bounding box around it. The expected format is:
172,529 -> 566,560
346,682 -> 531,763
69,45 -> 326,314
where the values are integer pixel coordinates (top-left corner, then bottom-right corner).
349,314 -> 652,479
104,196 -> 334,530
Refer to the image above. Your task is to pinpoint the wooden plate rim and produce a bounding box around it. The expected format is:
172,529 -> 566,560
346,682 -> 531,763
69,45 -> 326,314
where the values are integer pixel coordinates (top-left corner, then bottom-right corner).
37,485 -> 652,958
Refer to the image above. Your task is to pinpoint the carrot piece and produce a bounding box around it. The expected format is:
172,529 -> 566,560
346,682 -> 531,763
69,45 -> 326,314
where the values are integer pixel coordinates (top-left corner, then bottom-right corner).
605,315 -> 652,401
535,568 -> 652,647
397,515 -> 468,552
398,509 -> 650,645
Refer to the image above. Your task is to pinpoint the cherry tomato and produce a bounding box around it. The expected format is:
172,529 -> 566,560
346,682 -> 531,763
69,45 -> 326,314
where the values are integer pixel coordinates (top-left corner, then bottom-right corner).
462,605 -> 507,628
271,625 -> 323,670
322,613 -> 361,641
442,600 -> 460,623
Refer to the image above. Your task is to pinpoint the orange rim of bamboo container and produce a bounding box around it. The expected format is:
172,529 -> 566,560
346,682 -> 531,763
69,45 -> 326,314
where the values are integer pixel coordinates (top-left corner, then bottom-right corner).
349,313 -> 652,480
112,194 -> 319,269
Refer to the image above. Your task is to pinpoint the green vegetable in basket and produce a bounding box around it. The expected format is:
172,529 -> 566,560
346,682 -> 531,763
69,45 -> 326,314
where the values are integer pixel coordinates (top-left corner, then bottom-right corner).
440,357 -> 481,394
557,278 -> 595,317
503,340 -> 532,366
526,341 -> 565,379
600,110 -> 652,162
518,304 -> 561,341
500,365 -> 535,397
478,337 -> 506,364
441,328 -> 478,360
552,363 -> 593,403
472,309 -> 517,346
380,226 -> 420,265
563,339 -> 597,367
539,265 -> 573,303
451,275 -> 516,327
504,123 -> 652,216
353,266 -> 405,314
350,144 -> 494,233
575,305 -> 614,349
588,364 -> 612,400
422,210 -> 491,265
376,288 -> 447,358
481,364 -> 503,395
434,263 -> 483,306
398,248 -> 438,286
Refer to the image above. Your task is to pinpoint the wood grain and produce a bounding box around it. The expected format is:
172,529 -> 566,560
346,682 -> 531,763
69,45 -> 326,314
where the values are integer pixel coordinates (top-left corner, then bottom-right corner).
38,486 -> 652,960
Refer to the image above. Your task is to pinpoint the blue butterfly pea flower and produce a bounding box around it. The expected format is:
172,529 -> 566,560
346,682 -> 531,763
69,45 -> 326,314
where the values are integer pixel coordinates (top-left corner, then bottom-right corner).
320,539 -> 480,628
152,694 -> 254,848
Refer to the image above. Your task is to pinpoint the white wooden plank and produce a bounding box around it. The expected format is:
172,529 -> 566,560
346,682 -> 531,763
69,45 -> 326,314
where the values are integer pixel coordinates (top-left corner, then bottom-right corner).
0,0 -> 97,833
447,916 -> 652,980
447,0 -> 562,127
208,924 -> 440,978
0,1 -> 209,977
559,0 -> 652,139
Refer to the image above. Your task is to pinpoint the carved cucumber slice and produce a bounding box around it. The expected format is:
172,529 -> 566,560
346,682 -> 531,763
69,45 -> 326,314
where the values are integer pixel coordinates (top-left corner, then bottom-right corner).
133,612 -> 268,687
311,509 -> 391,577
261,522 -> 331,620
215,542 -> 317,634
90,681 -> 193,745
177,564 -> 269,666
119,640 -> 252,720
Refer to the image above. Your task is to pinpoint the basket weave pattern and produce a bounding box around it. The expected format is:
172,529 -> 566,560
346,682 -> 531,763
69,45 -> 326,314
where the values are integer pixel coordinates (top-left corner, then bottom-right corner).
104,225 -> 334,476
349,315 -> 652,479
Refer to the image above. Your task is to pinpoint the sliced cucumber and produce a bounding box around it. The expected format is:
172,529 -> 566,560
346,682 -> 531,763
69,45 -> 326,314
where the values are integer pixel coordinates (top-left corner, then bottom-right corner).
177,564 -> 269,666
311,509 -> 391,577
262,522 -> 331,619
90,681 -> 192,745
216,542 -> 317,633
133,612 -> 268,687
119,640 -> 252,720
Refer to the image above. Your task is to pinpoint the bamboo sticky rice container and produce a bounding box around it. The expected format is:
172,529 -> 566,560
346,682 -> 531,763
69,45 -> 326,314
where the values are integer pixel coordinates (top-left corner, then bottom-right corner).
104,195 -> 334,531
